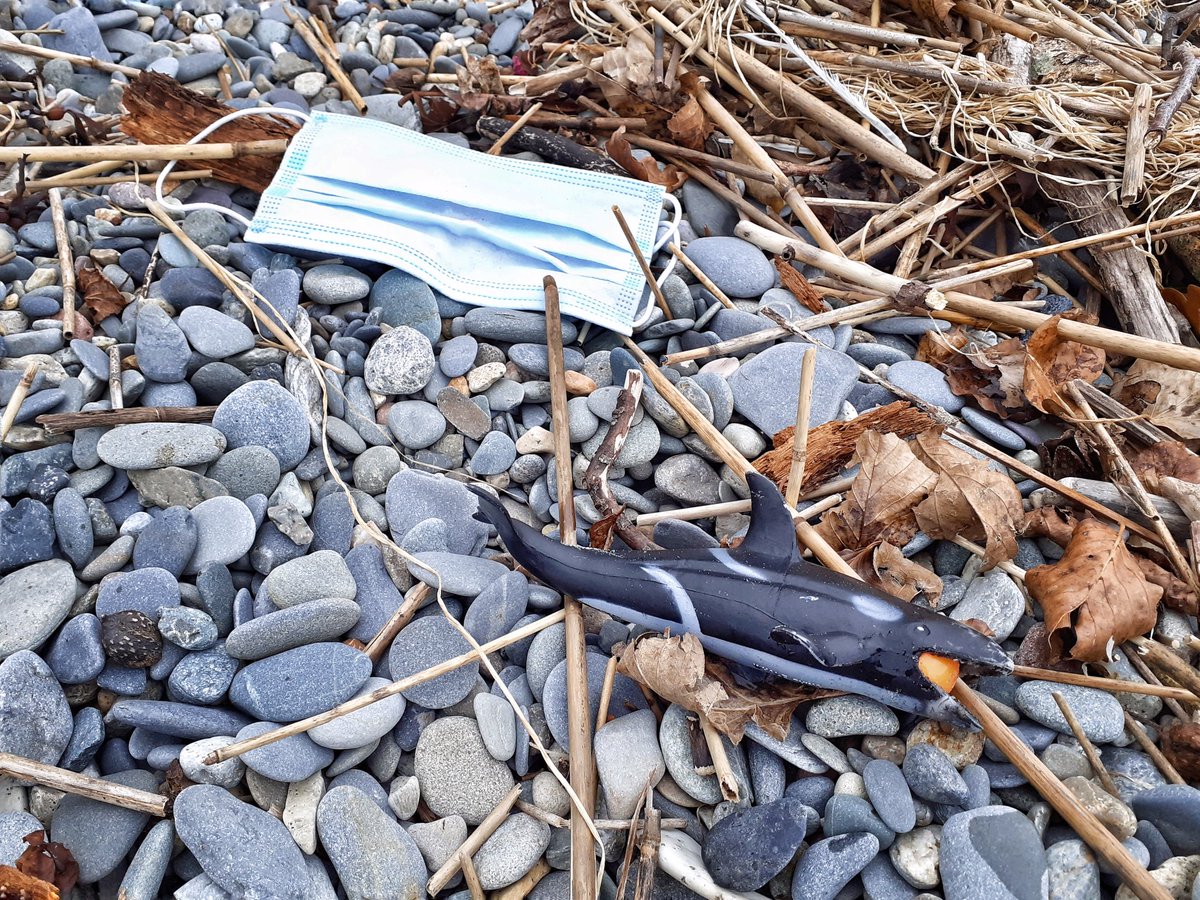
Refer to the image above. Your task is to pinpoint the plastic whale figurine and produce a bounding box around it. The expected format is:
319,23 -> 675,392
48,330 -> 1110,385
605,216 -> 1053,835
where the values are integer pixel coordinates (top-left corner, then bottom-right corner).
469,471 -> 1013,730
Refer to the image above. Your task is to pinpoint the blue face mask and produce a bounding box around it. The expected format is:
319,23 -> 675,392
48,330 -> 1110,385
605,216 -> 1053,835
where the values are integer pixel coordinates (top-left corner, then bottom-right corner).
157,109 -> 679,335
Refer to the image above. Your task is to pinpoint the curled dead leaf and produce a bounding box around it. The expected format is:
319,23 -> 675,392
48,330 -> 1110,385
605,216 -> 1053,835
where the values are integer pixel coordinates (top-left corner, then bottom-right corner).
1129,441 -> 1200,492
1112,360 -> 1200,441
665,94 -> 711,151
615,633 -> 837,741
1020,506 -> 1081,548
815,431 -> 937,553
1025,520 -> 1162,662
606,128 -> 686,191
911,431 -> 1023,568
1133,553 -> 1198,616
589,508 -> 623,551
1161,723 -> 1200,781
943,337 -> 1029,420
1023,313 -> 1105,417
845,541 -> 943,604
916,325 -> 970,369
15,830 -> 76,897
76,258 -> 128,323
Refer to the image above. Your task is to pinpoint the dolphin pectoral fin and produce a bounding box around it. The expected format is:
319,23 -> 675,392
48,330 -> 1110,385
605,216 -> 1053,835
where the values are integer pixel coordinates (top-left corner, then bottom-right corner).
740,472 -> 802,570
769,625 -> 840,668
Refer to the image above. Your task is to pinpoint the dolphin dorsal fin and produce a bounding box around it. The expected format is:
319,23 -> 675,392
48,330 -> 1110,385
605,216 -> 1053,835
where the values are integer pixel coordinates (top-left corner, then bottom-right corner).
740,472 -> 801,569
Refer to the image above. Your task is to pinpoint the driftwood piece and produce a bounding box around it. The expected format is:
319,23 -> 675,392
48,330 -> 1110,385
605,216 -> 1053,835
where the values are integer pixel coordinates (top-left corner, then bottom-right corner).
121,72 -> 298,192
37,406 -> 217,434
476,117 -> 625,175
1041,162 -> 1180,345
1029,479 -> 1192,538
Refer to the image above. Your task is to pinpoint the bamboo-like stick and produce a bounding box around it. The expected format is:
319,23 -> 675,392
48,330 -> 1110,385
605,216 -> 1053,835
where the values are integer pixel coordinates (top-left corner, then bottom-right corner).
492,860 -> 551,900
47,188 -> 74,341
622,133 -> 777,184
460,850 -> 486,900
285,7 -> 367,114
543,276 -> 599,899
37,406 -> 217,434
1122,83 -> 1154,202
613,205 -> 671,319
515,799 -> 687,832
1129,636 -> 1200,702
206,610 -> 566,764
930,258 -> 1035,291
0,41 -> 141,75
1011,665 -> 1198,702
620,339 -> 858,579
774,7 -> 964,50
951,536 -> 1030,582
427,785 -> 522,895
954,0 -> 1039,41
1122,711 -> 1186,785
952,683 -> 1173,900
1009,207 -> 1107,296
0,362 -> 37,444
0,139 -> 289,165
108,347 -> 124,411
698,715 -> 740,803
24,169 -> 212,191
668,243 -> 735,310
363,582 -> 430,662
1052,691 -> 1120,795
488,102 -> 544,155
735,220 -> 1200,373
1124,647 -> 1190,722
0,752 -> 167,816
596,654 -> 619,732
784,350 -> 817,508
635,484 -> 848,526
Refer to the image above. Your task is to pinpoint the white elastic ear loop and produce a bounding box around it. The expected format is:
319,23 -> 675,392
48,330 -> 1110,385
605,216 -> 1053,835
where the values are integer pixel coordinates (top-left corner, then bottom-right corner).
154,106 -> 312,229
631,193 -> 684,330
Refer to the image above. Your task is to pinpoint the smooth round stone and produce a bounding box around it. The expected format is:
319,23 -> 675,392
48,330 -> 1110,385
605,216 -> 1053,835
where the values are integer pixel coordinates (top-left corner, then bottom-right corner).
463,570 -> 529,645
117,818 -> 174,900
132,505 -> 197,576
886,360 -> 965,414
1131,785 -> 1200,855
167,643 -> 240,706
701,797 -> 811,890
317,785 -> 427,898
462,308 -> 576,344
97,423 -> 226,470
212,380 -> 310,471
473,812 -> 552,889
135,304 -> 190,383
385,470 -> 490,556
728,343 -> 859,437
230,642 -> 373,722
104,699 -> 250,740
46,613 -> 104,684
158,606 -> 218,650
847,342 -> 912,366
187,495 -> 256,574
960,406 -> 1025,451
807,696 -> 900,738
179,736 -> 246,788
1015,682 -> 1124,744
654,454 -> 722,504
471,431 -> 517,476
0,650 -> 72,765
178,306 -> 256,357
474,692 -> 516,761
309,677 -> 406,750
59,707 -> 104,772
543,651 -> 646,750
370,269 -> 440,341
580,415 -> 660,467
365,325 -> 436,395
352,446 -> 402,495
791,832 -> 880,900
903,743 -> 970,806
1045,839 -> 1099,900
683,237 -> 775,298
864,759 -> 917,833
264,550 -> 357,608
176,785 -> 309,898
889,824 -> 940,890
208,446 -> 281,500
867,317 -> 953,336
303,264 -> 371,304
408,815 -> 466,872
386,400 -> 446,449
439,334 -> 478,377
408,551 -> 509,597
389,616 -> 478,709
237,721 -> 334,782
0,558 -> 76,659
508,343 -> 584,377
940,806 -> 1047,900
50,769 -> 158,883
414,716 -> 516,825
225,598 -> 361,661
950,570 -> 1024,642
0,811 -> 42,866
824,794 -> 896,849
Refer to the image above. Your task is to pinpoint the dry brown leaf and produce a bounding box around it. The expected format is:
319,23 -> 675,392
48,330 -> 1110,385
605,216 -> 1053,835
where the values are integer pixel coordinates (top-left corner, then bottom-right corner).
77,259 -> 128,323
518,0 -> 576,49
1129,441 -> 1200,492
815,431 -> 937,553
941,337 -> 1030,419
666,94 -> 711,151
1133,553 -> 1198,615
457,55 -> 505,96
1025,520 -> 1162,662
589,508 -> 622,551
1112,360 -> 1200,441
845,541 -> 943,604
615,633 -> 836,741
907,0 -> 953,20
606,128 -> 686,190
16,830 -> 77,897
916,325 -> 970,369
1020,506 -> 1080,547
911,431 -> 1023,568
1161,723 -> 1200,781
773,258 -> 828,313
1024,313 -> 1105,417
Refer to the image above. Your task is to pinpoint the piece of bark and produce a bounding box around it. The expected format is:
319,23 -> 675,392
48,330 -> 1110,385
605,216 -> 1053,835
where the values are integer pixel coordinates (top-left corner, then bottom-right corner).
121,72 -> 298,192
476,117 -> 626,175
1041,162 -> 1180,345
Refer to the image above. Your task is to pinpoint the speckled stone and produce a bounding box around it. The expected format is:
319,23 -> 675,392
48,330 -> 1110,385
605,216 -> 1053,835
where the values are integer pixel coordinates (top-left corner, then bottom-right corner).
365,325 -> 436,395
940,806 -> 1047,900
414,716 -> 515,825
791,832 -> 880,900
389,615 -> 478,709
1015,682 -> 1125,744
309,677 -> 406,750
473,812 -> 552,889
0,650 -> 72,765
225,598 -> 361,660
316,785 -> 427,899
807,696 -> 900,738
0,558 -> 77,660
230,642 -> 373,722
701,797 -> 811,890
237,721 -> 334,783
50,769 -> 159,883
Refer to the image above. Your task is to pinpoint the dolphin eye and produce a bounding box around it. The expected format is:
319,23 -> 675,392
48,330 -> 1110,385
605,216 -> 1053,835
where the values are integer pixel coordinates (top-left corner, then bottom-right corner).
914,624 -> 930,635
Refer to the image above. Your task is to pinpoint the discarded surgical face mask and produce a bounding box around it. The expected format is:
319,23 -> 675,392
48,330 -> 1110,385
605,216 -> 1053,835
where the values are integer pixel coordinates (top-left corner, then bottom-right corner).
158,109 -> 678,335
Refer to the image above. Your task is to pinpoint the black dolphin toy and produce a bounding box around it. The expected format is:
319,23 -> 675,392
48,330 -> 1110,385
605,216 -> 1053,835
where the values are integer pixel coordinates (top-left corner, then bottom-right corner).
469,472 -> 1012,730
